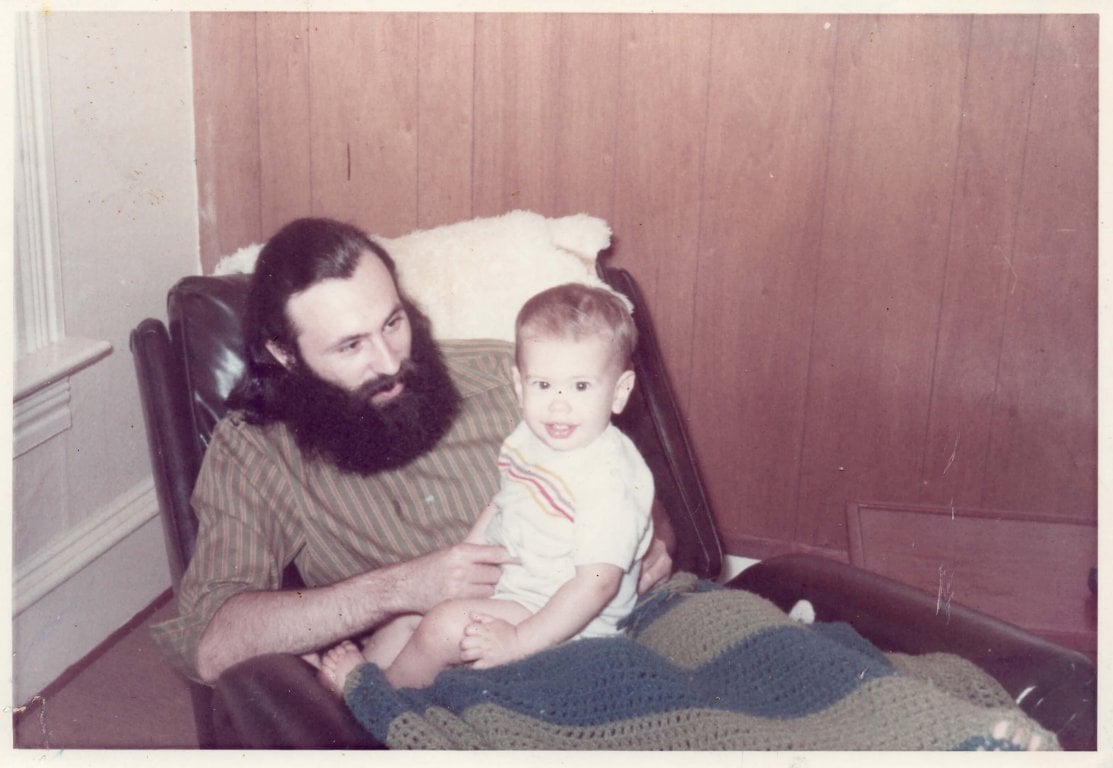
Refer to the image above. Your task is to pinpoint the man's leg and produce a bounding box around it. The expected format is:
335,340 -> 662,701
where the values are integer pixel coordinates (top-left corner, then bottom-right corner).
386,598 -> 530,689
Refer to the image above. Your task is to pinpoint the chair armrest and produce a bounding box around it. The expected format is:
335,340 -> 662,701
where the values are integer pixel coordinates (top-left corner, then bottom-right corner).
211,654 -> 382,749
729,553 -> 1096,751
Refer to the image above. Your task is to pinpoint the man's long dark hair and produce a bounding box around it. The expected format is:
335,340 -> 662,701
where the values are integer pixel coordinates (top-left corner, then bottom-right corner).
225,219 -> 461,474
227,217 -> 397,421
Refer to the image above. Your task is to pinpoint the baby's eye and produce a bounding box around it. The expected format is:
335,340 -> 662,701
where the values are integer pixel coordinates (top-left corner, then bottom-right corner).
535,381 -> 550,390
575,381 -> 591,392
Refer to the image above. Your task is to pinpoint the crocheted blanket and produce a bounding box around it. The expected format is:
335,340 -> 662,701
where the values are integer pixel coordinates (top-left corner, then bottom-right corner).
342,576 -> 1059,750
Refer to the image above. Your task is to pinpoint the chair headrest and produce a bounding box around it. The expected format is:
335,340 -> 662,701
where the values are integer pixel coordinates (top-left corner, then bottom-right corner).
168,274 -> 252,449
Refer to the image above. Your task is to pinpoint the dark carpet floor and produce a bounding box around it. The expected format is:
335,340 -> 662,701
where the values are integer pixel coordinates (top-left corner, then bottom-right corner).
13,596 -> 198,750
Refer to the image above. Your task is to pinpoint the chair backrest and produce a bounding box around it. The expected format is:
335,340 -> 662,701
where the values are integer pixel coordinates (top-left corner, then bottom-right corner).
130,274 -> 251,585
131,266 -> 722,589
601,266 -> 722,578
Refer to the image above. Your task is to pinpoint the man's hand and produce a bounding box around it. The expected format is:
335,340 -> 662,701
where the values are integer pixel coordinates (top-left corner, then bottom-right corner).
638,536 -> 673,594
392,542 -> 519,614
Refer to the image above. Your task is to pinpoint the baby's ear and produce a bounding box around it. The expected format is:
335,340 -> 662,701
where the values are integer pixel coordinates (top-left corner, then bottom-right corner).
611,370 -> 636,415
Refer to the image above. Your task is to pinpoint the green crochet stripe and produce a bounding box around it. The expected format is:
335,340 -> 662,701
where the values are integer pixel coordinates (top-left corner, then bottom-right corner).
632,585 -> 797,668
383,676 -> 1052,751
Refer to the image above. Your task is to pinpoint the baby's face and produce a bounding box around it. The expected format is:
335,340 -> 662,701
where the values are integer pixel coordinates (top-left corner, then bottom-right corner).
513,334 -> 634,452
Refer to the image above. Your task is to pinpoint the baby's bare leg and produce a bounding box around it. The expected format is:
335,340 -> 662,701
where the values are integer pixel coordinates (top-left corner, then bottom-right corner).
360,613 -> 422,668
314,614 -> 421,697
386,598 -> 530,689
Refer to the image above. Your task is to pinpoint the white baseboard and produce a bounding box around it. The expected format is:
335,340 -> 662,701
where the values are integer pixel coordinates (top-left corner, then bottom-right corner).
14,478 -> 162,614
12,477 -> 172,705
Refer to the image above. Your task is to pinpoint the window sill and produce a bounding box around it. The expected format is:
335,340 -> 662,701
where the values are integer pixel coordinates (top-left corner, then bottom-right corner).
14,338 -> 112,457
15,336 -> 112,402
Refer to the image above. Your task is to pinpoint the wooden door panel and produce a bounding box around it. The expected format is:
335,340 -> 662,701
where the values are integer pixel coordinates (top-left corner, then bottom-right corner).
257,13 -> 312,240
308,13 -> 420,236
192,12 -> 261,269
416,13 -> 476,229
983,15 -> 1098,518
796,16 -> 969,549
189,13 -> 1097,556
610,14 -> 712,413
918,16 -> 1040,510
472,13 -> 563,217
691,14 -> 837,547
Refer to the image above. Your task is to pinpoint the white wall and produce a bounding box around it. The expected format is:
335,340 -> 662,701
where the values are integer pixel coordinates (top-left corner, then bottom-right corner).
12,12 -> 200,705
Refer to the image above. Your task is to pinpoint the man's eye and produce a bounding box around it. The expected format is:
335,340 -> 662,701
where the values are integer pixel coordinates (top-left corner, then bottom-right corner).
386,312 -> 407,331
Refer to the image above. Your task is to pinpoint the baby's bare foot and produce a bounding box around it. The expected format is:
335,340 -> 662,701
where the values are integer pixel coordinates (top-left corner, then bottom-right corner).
318,640 -> 366,696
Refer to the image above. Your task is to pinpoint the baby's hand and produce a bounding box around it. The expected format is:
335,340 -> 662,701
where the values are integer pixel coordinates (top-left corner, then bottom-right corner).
459,612 -> 525,669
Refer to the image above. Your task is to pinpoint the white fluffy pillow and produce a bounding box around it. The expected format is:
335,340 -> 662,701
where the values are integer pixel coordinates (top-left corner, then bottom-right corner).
214,210 -> 622,342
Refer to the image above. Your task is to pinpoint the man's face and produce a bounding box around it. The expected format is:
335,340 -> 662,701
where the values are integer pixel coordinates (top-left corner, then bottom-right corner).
271,251 -> 413,403
261,250 -> 461,475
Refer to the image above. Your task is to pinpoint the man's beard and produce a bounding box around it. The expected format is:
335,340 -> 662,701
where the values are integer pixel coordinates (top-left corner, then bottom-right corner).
274,319 -> 461,475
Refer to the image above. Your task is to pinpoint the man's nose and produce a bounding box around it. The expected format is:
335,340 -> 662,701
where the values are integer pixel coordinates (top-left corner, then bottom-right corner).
369,336 -> 403,377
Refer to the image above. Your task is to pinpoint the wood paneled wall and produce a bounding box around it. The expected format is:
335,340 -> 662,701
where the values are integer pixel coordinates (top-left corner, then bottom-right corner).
191,13 -> 1097,558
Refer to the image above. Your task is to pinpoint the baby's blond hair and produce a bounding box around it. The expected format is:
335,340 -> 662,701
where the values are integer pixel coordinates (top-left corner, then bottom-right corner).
515,283 -> 637,371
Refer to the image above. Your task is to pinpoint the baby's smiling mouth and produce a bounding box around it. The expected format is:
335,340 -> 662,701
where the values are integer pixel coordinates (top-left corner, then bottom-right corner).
544,423 -> 577,440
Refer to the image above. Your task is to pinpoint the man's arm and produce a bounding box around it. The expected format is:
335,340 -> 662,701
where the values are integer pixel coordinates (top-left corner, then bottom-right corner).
196,541 -> 515,682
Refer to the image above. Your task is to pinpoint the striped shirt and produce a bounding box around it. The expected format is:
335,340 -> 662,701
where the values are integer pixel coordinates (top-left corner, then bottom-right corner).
151,339 -> 520,679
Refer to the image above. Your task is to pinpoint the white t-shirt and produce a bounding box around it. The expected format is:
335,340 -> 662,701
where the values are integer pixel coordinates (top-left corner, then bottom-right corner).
485,421 -> 654,638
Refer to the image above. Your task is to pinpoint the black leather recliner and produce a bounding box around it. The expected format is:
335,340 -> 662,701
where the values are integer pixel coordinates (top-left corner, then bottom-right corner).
130,264 -> 1096,750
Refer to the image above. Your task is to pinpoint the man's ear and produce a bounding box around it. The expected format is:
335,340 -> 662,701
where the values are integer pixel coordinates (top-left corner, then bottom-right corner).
511,366 -> 524,405
265,340 -> 296,371
611,369 -> 636,414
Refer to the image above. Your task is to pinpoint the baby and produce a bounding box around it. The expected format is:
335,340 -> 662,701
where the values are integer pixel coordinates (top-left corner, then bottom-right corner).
319,282 -> 654,691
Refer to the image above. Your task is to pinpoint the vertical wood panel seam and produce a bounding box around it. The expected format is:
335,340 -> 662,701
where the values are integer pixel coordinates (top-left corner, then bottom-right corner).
415,13 -> 422,227
556,13 -> 567,214
915,16 -> 974,496
685,16 -> 716,409
251,13 -> 263,244
979,16 -> 1043,508
790,14 -> 841,541
607,15 -> 624,227
468,13 -> 476,220
306,13 -> 316,216
470,14 -> 479,219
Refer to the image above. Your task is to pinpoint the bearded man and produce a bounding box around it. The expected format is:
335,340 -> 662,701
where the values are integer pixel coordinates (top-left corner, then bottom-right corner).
153,218 -> 672,685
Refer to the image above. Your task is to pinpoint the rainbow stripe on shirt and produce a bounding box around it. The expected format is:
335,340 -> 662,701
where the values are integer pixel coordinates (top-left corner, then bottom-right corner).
497,446 -> 576,522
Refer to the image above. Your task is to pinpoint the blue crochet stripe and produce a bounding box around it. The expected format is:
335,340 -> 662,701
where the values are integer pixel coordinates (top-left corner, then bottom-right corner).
954,736 -> 1029,751
346,621 -> 895,739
